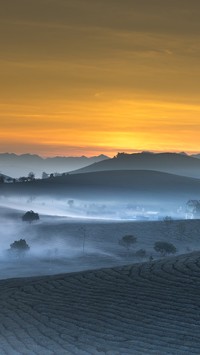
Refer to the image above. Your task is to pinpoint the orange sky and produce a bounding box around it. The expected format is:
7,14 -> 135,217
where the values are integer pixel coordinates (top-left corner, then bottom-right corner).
1,0 -> 200,156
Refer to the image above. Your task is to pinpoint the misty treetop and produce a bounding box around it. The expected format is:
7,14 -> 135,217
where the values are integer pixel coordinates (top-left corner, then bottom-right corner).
119,235 -> 137,252
154,241 -> 177,256
9,239 -> 30,257
22,210 -> 39,223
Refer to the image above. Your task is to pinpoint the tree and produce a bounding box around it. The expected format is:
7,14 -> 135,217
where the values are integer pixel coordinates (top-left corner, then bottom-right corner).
28,172 -> 35,181
119,235 -> 137,253
154,241 -> 177,256
9,239 -> 30,256
22,210 -> 39,223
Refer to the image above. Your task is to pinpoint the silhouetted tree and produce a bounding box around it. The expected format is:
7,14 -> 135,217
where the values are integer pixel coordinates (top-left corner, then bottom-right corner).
9,239 -> 30,256
28,172 -> 35,181
119,235 -> 137,253
154,241 -> 177,256
22,210 -> 39,223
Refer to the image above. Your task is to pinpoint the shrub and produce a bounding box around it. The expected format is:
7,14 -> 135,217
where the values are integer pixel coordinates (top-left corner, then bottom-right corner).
154,241 -> 177,256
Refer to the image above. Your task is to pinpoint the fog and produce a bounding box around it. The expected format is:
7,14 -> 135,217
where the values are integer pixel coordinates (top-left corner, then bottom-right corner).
0,210 -> 122,280
0,194 -> 186,221
0,194 -> 199,281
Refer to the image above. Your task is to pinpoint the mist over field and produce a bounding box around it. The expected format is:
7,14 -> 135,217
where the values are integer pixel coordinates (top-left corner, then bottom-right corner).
0,194 -> 183,221
0,195 -> 200,281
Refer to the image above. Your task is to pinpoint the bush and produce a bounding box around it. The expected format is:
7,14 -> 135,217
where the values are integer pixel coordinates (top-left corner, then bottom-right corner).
22,210 -> 39,223
154,241 -> 177,256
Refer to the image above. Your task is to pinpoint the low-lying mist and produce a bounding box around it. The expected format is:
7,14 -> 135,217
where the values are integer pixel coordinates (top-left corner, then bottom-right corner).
0,194 -> 187,221
0,194 -> 198,281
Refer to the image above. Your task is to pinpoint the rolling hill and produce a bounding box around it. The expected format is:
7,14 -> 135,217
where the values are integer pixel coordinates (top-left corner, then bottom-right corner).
1,170 -> 200,205
1,251 -> 200,354
70,152 -> 200,178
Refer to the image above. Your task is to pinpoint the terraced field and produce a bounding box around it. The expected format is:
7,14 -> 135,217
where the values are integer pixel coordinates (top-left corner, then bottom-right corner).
0,252 -> 200,354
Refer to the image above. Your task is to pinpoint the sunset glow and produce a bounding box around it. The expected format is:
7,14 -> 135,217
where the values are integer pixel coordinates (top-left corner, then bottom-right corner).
1,0 -> 200,156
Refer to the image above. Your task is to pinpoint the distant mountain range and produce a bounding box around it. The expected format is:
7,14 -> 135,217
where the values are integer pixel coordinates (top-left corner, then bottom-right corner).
69,152 -> 200,179
0,153 -> 109,178
1,151 -> 200,180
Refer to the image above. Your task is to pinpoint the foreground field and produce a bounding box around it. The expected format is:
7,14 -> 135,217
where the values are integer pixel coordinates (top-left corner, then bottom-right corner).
0,252 -> 200,354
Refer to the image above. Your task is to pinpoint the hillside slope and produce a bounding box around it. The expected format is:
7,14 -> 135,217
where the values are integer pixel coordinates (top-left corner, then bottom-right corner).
1,170 -> 200,204
70,152 -> 200,178
1,252 -> 200,354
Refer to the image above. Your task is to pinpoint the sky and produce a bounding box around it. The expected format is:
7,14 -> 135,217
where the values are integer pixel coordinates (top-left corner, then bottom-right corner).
0,0 -> 200,157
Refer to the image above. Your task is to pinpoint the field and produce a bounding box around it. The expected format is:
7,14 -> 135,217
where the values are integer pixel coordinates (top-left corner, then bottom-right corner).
0,251 -> 200,354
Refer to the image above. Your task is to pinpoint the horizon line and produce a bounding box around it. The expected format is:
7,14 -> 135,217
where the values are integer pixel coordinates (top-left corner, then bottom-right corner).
0,149 -> 199,159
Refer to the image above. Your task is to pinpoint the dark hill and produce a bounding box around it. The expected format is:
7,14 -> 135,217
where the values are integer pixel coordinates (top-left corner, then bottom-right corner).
70,152 -> 200,178
1,170 -> 200,205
